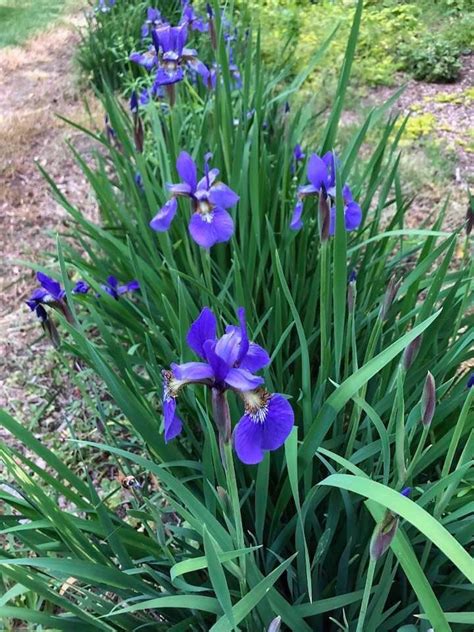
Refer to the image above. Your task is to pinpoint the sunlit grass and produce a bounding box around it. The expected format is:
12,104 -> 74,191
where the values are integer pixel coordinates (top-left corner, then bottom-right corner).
0,0 -> 76,47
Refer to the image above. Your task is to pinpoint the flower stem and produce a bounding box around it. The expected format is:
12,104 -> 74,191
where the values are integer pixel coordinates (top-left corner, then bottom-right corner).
319,241 -> 330,385
223,441 -> 247,590
356,558 -> 376,632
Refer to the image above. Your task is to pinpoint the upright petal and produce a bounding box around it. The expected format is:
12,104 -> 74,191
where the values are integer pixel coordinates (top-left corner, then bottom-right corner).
172,361 -> 214,382
214,330 -> 241,367
203,340 -> 230,383
37,272 -> 63,300
163,397 -> 183,442
197,168 -> 219,191
188,208 -> 234,248
209,183 -> 239,209
307,154 -> 328,191
261,394 -> 294,450
225,368 -> 264,391
150,197 -> 178,232
239,343 -> 271,372
107,276 -> 118,288
233,416 -> 264,464
176,151 -> 197,191
186,307 -> 217,359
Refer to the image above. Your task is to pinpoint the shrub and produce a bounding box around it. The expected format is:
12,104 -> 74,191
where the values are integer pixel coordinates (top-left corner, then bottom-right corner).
401,35 -> 462,82
1,0 -> 473,629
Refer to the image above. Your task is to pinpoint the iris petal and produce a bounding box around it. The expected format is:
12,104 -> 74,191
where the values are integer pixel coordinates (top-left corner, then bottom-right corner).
225,368 -> 264,391
307,154 -> 328,191
261,394 -> 294,451
163,397 -> 183,442
176,151 -> 197,191
209,183 -> 239,209
239,343 -> 270,372
150,198 -> 178,232
188,207 -> 234,248
186,307 -> 217,359
233,416 -> 264,464
172,361 -> 214,382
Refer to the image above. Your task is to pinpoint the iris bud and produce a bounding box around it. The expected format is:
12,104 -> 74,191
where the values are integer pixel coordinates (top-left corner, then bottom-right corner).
267,616 -> 282,632
402,335 -> 422,371
421,371 -> 436,427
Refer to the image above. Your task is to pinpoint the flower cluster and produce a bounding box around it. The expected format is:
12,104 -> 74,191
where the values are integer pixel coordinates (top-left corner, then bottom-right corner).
162,307 -> 294,464
101,276 -> 140,299
290,151 -> 362,236
150,151 -> 239,248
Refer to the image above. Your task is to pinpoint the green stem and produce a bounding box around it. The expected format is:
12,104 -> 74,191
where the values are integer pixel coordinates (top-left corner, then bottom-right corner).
356,558 -> 376,632
223,441 -> 247,590
401,424 -> 429,487
319,242 -> 330,385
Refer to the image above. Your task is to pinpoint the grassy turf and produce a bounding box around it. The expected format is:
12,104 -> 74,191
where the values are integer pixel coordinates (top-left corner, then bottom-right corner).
0,0 -> 74,47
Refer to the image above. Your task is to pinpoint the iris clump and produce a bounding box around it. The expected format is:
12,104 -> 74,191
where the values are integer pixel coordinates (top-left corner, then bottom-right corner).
290,152 -> 362,234
150,151 -> 239,248
162,307 -> 294,464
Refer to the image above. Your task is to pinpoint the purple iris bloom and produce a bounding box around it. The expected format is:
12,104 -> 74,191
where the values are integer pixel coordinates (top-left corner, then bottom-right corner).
162,307 -> 294,463
129,46 -> 158,71
130,91 -> 139,114
290,152 -> 362,235
150,151 -> 239,248
26,272 -> 65,313
149,23 -> 208,87
181,0 -> 208,32
72,280 -> 90,294
141,8 -> 165,39
101,276 -> 140,299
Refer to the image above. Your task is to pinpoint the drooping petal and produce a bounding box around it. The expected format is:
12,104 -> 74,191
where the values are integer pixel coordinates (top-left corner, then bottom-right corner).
239,343 -> 271,372
150,197 -> 178,232
188,207 -> 234,248
117,280 -> 140,295
171,361 -> 214,382
344,201 -> 362,231
154,64 -> 184,86
186,307 -> 217,359
203,340 -> 230,383
167,182 -> 192,196
233,416 -> 264,464
307,153 -> 328,191
163,397 -> 183,442
209,183 -> 239,209
290,199 -> 304,230
261,394 -> 294,451
176,151 -> 197,191
26,287 -> 50,310
225,368 -> 264,391
298,184 -> 318,197
37,272 -> 63,300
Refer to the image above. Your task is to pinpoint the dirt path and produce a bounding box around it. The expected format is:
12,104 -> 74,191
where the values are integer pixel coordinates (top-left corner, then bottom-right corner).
0,14 -> 100,426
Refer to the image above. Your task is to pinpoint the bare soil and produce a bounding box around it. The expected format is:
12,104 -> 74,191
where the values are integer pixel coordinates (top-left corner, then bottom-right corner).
0,14 -> 101,431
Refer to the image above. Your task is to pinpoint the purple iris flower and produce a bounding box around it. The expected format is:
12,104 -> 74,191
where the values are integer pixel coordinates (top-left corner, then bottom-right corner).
26,272 -> 65,313
150,23 -> 209,87
101,276 -> 140,299
181,0 -> 208,32
291,144 -> 305,175
72,280 -> 90,294
162,307 -> 294,463
150,151 -> 239,248
290,152 -> 362,235
141,8 -> 165,39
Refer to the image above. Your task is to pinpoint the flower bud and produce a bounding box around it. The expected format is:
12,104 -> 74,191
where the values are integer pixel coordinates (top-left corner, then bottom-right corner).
347,270 -> 357,313
421,372 -> 436,427
319,190 -> 330,242
134,117 -> 144,153
369,511 -> 399,561
467,373 -> 474,389
211,388 -> 231,443
267,616 -> 282,632
401,335 -> 422,371
379,275 -> 401,321
466,199 -> 473,235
